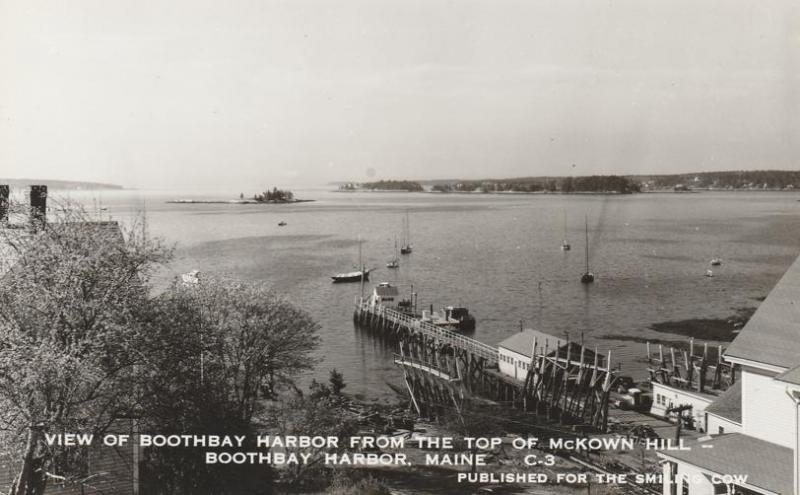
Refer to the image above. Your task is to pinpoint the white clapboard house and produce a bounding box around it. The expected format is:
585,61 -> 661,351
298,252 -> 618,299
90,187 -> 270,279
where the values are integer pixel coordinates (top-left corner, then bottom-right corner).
657,254 -> 800,495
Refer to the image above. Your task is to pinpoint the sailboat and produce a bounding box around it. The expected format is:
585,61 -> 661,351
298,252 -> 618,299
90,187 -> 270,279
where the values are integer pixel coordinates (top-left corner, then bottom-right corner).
400,210 -> 413,254
580,216 -> 594,284
561,211 -> 571,251
332,238 -> 371,283
387,236 -> 400,268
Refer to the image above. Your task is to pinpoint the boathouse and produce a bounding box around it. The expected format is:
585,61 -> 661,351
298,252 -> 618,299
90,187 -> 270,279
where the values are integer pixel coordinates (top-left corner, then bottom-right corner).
657,253 -> 800,495
370,282 -> 400,305
498,330 -> 598,382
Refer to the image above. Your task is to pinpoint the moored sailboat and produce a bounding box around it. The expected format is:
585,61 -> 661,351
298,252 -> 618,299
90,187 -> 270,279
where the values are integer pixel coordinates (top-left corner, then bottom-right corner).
581,216 -> 594,284
561,211 -> 571,251
332,238 -> 371,283
387,236 -> 400,268
400,210 -> 413,254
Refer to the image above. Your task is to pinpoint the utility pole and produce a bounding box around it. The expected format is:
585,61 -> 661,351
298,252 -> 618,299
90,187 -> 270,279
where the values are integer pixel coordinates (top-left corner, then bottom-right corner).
666,404 -> 693,443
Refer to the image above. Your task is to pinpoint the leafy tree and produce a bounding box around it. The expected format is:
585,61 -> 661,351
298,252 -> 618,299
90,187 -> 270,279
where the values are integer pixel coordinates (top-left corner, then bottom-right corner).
137,276 -> 320,494
0,202 -> 171,495
254,188 -> 294,202
265,388 -> 359,491
329,369 -> 346,395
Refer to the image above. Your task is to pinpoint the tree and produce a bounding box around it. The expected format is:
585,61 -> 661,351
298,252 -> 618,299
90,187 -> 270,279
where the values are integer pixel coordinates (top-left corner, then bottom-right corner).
137,276 -> 320,493
329,369 -> 346,395
0,201 -> 171,495
266,388 -> 359,491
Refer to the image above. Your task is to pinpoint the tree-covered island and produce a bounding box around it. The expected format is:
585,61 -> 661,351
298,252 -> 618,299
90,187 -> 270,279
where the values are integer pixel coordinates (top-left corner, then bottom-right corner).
168,187 -> 313,204
253,187 -> 295,202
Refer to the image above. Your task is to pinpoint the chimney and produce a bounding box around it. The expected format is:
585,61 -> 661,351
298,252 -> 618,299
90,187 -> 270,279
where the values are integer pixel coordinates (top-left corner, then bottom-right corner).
29,185 -> 47,228
0,185 -> 8,224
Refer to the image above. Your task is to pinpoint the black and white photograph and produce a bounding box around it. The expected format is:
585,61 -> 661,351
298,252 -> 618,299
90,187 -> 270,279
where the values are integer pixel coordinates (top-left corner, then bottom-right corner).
1,1 -> 799,494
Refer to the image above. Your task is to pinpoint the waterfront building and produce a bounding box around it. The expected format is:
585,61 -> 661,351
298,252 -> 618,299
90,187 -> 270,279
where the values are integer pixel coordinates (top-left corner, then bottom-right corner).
650,381 -> 717,431
646,337 -> 737,433
370,282 -> 400,306
498,329 -> 598,382
657,254 -> 800,495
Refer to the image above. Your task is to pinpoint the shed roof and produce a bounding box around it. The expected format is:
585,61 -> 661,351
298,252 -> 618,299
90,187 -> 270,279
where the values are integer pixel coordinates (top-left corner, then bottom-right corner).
703,381 -> 742,424
374,284 -> 400,297
725,254 -> 800,370
659,433 -> 792,495
498,330 -> 565,357
498,329 -> 599,361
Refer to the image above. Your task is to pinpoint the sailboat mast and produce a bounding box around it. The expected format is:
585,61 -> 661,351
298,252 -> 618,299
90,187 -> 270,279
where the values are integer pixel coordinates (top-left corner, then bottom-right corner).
407,210 -> 410,245
584,216 -> 589,273
404,210 -> 409,246
359,236 -> 364,298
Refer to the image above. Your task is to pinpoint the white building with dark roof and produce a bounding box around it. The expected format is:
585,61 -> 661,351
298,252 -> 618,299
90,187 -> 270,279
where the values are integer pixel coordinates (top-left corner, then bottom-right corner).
658,254 -> 800,495
498,329 -> 600,381
370,282 -> 400,305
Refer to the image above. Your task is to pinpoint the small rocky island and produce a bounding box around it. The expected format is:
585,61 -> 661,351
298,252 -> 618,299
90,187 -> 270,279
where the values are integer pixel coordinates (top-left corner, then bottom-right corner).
168,187 -> 313,204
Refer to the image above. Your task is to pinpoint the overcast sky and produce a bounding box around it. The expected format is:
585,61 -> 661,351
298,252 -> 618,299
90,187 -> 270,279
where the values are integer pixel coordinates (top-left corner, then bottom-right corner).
1,0 -> 798,189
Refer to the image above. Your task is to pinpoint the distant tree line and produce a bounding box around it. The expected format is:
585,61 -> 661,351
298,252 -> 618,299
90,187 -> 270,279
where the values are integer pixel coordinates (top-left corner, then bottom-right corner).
254,187 -> 294,202
360,180 -> 424,192
635,170 -> 800,190
432,175 -> 639,194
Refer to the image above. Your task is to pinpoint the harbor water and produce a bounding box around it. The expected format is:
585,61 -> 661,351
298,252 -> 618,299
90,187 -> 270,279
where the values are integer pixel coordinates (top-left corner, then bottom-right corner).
55,188 -> 800,400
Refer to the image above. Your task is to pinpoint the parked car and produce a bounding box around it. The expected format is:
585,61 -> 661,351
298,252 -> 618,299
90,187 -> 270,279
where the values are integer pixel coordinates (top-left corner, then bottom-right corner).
615,375 -> 634,393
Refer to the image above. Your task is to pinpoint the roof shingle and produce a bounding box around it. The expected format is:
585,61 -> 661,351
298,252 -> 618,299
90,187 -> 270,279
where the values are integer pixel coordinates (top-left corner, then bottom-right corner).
725,254 -> 800,369
703,381 -> 742,424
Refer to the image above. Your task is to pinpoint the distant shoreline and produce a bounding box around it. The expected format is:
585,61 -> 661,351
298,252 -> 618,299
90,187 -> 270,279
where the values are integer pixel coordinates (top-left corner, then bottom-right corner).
338,189 -> 638,195
335,188 -> 798,195
0,178 -> 123,190
166,199 -> 315,204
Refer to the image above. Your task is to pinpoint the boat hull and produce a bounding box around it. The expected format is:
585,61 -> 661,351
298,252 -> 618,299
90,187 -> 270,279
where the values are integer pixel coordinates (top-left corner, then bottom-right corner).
331,271 -> 370,283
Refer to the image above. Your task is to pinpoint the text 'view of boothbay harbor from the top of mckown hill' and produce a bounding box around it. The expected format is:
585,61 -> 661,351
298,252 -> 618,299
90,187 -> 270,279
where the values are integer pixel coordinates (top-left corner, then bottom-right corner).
2,1 -> 800,495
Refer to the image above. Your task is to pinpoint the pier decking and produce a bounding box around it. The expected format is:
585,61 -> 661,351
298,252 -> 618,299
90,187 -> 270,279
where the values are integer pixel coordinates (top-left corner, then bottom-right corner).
354,297 -> 614,431
355,298 -> 497,363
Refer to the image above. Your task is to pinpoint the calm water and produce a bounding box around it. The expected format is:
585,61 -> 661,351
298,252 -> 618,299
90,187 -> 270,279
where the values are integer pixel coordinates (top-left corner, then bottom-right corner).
57,188 -> 800,400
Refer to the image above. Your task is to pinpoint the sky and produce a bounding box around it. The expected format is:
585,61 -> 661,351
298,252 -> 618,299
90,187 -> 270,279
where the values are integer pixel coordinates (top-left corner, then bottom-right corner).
1,0 -> 798,189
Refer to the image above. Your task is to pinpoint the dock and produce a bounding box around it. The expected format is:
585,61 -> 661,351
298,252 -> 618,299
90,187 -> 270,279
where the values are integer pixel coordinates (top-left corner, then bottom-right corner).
354,297 -> 615,431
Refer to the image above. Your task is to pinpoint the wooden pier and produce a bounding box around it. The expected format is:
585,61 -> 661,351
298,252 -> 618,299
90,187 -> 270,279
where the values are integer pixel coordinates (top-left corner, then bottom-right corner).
646,339 -> 736,393
354,297 -> 615,430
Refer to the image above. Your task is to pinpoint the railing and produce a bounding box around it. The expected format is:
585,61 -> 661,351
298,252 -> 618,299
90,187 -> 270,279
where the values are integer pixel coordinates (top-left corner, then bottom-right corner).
393,354 -> 457,381
356,298 -> 498,363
